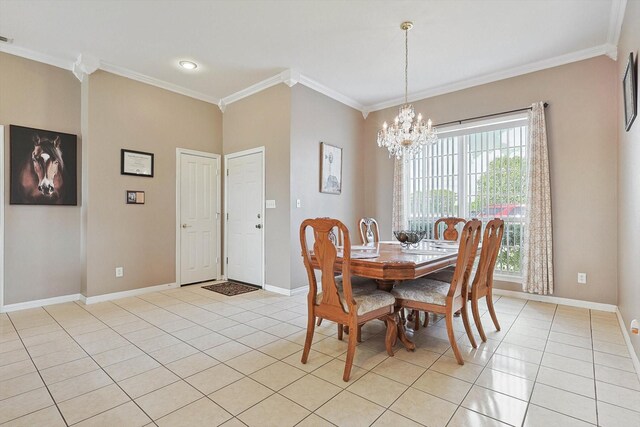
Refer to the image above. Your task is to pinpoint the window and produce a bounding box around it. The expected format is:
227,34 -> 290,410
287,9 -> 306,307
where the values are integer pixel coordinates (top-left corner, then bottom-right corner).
406,114 -> 528,277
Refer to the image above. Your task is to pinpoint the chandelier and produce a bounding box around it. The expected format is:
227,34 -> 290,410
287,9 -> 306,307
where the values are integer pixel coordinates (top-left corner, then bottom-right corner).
377,21 -> 437,159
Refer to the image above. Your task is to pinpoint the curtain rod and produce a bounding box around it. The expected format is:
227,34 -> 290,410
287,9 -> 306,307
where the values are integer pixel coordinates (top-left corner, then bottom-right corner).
435,102 -> 549,128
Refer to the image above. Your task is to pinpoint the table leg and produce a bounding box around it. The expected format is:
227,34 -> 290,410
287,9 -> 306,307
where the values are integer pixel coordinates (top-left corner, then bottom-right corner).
375,280 -> 415,352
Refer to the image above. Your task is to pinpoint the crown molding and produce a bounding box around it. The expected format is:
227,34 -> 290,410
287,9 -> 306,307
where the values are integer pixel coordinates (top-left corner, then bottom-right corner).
0,43 -> 73,70
99,61 -> 219,105
606,0 -> 627,59
365,44 -> 613,113
72,54 -> 100,82
298,74 -> 364,113
220,72 -> 287,108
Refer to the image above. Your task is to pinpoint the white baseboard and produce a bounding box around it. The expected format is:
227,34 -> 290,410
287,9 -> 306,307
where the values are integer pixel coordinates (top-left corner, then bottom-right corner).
493,289 -> 617,312
263,284 -> 307,296
615,308 -> 640,383
1,293 -> 82,313
79,282 -> 178,305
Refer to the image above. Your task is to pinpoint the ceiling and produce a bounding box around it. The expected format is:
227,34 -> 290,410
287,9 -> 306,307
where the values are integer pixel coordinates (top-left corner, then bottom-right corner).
0,0 -> 624,113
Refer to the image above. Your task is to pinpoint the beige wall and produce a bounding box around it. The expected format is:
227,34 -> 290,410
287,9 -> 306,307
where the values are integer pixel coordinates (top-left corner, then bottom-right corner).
0,52 -> 81,304
83,70 -> 222,297
617,1 -> 640,359
223,85 -> 292,289
289,85 -> 365,290
364,56 -> 618,304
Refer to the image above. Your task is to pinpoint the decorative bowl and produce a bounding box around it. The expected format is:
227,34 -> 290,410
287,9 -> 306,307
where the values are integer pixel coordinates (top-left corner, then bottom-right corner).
393,230 -> 427,248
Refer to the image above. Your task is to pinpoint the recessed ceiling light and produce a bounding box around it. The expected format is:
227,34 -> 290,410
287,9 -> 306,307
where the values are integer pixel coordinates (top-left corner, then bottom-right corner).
179,60 -> 198,70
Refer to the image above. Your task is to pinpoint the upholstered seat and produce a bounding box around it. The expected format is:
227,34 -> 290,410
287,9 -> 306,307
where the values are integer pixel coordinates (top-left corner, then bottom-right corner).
317,288 -> 396,316
391,278 -> 450,306
335,275 -> 378,292
425,267 -> 454,284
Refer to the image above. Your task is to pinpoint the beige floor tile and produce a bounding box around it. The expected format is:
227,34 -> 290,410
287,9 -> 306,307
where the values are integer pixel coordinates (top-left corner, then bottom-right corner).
249,360 -> 306,391
309,336 -> 349,358
444,345 -> 493,366
135,380 -> 203,420
596,380 -> 640,412
389,387 -> 457,427
371,356 -> 426,385
595,364 -> 640,391
258,339 -> 303,359
225,350 -> 277,375
186,363 -> 244,395
237,393 -> 310,427
209,377 -> 273,415
530,383 -> 596,424
462,385 -> 528,426
541,353 -> 594,379
430,355 -> 484,382
334,346 -> 388,370
38,357 -> 99,385
0,359 -> 36,382
170,325 -> 212,341
236,330 -> 281,348
218,324 -> 259,340
48,369 -> 113,402
311,358 -> 366,387
536,366 -> 595,398
371,410 -> 422,426
118,366 -> 180,398
592,340 -> 630,357
296,413 -> 335,427
347,372 -> 408,408
597,400 -> 640,427
544,341 -> 593,362
0,387 -> 54,424
219,417 -> 249,427
32,347 -> 87,370
0,348 -> 30,367
263,322 -> 303,338
495,342 -> 543,364
523,404 -> 594,427
0,339 -> 24,354
74,401 -> 152,427
92,344 -> 144,367
476,368 -> 534,401
412,370 -> 472,404
165,352 -> 219,378
103,354 -> 161,381
156,397 -> 232,427
447,407 -> 510,427
0,371 -> 44,400
487,354 -> 539,380
205,341 -> 253,362
594,351 -> 636,373
392,346 -> 440,368
136,334 -> 182,353
58,384 -> 130,425
547,331 -> 592,349
148,342 -> 198,364
188,332 -> 232,351
316,390 -> 385,427
1,405 -> 66,427
280,374 -> 342,411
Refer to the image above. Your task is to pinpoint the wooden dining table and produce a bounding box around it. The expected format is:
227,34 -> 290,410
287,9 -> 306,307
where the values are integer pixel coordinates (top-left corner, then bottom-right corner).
311,241 -> 461,352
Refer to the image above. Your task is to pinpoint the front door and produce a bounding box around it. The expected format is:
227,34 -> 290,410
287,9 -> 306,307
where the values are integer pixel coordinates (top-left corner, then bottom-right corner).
179,151 -> 219,285
226,149 -> 264,286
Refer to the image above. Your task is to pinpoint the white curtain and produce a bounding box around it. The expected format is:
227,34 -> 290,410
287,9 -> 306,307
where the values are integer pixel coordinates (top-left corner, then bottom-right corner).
522,102 -> 554,294
392,157 -> 407,231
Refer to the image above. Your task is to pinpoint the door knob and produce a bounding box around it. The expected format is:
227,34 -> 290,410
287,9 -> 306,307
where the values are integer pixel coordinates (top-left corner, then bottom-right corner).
182,224 -> 192,228
255,224 -> 262,229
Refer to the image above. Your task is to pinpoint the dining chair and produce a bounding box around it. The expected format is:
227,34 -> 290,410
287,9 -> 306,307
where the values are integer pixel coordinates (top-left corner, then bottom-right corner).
391,219 -> 482,364
434,217 -> 467,241
358,217 -> 380,245
300,218 -> 397,381
469,218 -> 505,342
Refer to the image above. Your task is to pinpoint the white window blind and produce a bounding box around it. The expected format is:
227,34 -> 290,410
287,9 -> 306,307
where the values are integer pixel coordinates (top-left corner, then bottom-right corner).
406,114 -> 528,277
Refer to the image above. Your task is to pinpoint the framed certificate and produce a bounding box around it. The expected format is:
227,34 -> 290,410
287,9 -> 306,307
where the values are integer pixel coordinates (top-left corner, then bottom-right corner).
121,149 -> 154,177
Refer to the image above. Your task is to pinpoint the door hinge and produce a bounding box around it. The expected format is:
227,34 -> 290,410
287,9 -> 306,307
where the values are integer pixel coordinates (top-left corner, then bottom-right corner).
226,213 -> 229,220
226,169 -> 229,176
226,257 -> 229,264
216,257 -> 219,264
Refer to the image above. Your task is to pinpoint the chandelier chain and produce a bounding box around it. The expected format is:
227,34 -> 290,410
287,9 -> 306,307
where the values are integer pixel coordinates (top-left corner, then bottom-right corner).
404,26 -> 408,105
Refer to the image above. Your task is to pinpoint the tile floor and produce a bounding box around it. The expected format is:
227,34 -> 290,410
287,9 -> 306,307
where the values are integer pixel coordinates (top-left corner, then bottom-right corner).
1,284 -> 639,426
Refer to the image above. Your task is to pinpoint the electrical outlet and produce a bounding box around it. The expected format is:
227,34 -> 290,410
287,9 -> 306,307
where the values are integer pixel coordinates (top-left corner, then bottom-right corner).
296,199 -> 301,208
631,319 -> 639,335
115,267 -> 124,278
577,272 -> 587,284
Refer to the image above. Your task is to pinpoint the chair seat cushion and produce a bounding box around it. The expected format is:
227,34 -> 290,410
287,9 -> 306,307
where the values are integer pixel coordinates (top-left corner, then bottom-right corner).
316,277 -> 395,315
391,278 -> 451,306
424,267 -> 455,284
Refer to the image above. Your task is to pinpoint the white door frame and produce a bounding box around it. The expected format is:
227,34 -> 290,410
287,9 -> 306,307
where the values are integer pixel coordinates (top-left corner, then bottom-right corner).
224,146 -> 265,287
0,126 -> 4,311
175,148 -> 222,286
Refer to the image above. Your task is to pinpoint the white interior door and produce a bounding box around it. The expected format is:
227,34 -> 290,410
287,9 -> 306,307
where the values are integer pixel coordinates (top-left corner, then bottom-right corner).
226,149 -> 264,286
179,151 -> 219,285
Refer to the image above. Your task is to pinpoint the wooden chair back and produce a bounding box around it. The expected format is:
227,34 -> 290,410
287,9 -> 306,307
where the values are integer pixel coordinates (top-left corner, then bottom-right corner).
446,219 -> 482,300
358,217 -> 380,245
472,218 -> 505,296
434,217 -> 467,241
300,218 -> 354,318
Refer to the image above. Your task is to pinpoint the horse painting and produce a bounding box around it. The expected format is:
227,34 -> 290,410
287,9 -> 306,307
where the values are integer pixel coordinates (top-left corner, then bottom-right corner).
10,125 -> 77,205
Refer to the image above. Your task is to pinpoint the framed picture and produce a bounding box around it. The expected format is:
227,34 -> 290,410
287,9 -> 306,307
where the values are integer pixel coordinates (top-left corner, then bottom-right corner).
10,125 -> 78,205
126,190 -> 145,204
623,52 -> 637,132
121,149 -> 154,177
320,142 -> 342,195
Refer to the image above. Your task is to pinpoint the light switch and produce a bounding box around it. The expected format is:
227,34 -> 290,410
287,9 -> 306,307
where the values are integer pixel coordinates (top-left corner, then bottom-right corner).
296,199 -> 301,208
265,200 -> 276,209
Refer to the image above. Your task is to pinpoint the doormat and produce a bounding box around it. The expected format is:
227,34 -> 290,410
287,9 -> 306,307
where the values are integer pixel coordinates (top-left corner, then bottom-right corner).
201,281 -> 259,296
